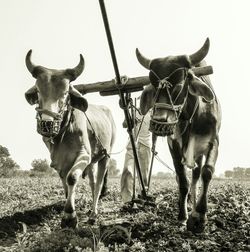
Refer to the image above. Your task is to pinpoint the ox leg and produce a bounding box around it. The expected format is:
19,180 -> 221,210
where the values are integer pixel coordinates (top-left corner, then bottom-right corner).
176,166 -> 190,224
189,156 -> 203,208
59,169 -> 68,198
86,164 -> 96,199
88,157 -> 109,224
100,170 -> 109,199
169,141 -> 189,225
61,153 -> 90,229
187,140 -> 218,233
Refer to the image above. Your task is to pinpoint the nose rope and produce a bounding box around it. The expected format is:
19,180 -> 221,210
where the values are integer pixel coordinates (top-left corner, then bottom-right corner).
148,68 -> 191,136
165,84 -> 180,122
35,108 -> 63,120
150,67 -> 188,118
35,96 -> 70,120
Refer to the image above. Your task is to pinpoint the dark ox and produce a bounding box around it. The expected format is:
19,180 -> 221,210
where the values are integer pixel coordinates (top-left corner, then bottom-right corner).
25,51 -> 116,228
136,38 -> 221,233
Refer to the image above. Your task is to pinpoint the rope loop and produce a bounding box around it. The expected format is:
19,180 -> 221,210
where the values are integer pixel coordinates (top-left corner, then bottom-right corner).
114,75 -> 129,90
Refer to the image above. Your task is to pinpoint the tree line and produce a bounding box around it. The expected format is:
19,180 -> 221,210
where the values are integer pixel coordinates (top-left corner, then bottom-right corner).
1,144 -> 249,180
0,145 -> 120,177
224,167 -> 250,179
0,145 -> 20,177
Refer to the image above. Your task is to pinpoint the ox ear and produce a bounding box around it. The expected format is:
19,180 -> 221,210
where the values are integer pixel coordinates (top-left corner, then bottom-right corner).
25,86 -> 38,105
188,72 -> 215,102
69,85 -> 88,112
140,84 -> 156,115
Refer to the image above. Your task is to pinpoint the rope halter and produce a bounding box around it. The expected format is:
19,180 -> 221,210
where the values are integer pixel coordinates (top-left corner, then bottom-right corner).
149,67 -> 189,136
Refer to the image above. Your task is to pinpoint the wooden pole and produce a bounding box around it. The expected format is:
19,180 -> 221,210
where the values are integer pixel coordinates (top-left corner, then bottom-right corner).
99,0 -> 147,197
74,76 -> 150,95
74,65 -> 213,96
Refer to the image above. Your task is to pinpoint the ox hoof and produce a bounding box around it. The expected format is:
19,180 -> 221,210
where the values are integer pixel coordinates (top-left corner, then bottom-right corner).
61,216 -> 78,229
87,212 -> 97,225
187,214 -> 206,233
178,219 -> 187,227
178,213 -> 188,224
99,190 -> 110,199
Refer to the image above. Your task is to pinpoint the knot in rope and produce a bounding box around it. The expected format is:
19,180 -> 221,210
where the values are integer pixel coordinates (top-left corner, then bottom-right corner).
159,79 -> 172,89
115,75 -> 129,90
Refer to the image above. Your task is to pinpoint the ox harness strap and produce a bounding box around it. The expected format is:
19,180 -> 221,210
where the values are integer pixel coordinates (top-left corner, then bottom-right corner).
149,67 -> 198,136
83,111 -> 110,162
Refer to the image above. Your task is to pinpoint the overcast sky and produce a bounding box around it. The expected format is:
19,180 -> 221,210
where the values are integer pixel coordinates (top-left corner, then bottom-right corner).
0,0 -> 250,175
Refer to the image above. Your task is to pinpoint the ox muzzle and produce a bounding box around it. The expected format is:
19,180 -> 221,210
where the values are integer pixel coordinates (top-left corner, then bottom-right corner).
36,117 -> 62,137
149,103 -> 183,137
35,106 -> 70,138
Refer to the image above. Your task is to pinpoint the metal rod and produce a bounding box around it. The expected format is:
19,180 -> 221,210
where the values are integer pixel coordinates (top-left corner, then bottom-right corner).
132,97 -> 136,200
147,133 -> 157,192
98,0 -> 147,197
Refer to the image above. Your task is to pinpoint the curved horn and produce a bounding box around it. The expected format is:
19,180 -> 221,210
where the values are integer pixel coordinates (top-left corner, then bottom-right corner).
66,54 -> 85,81
25,50 -> 36,74
189,38 -> 210,66
136,48 -> 151,70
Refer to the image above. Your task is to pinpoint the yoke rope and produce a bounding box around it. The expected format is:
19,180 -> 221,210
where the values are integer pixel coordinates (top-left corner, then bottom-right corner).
83,112 -> 110,159
155,155 -> 175,173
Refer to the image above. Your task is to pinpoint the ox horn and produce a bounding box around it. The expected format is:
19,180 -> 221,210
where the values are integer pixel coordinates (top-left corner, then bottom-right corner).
25,50 -> 36,75
136,48 -> 151,70
189,38 -> 210,66
66,54 -> 85,81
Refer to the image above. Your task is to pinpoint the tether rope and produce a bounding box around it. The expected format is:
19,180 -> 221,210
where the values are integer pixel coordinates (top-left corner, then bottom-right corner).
155,155 -> 175,173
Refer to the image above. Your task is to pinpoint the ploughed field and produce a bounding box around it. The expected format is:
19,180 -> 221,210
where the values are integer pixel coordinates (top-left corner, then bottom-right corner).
0,176 -> 249,251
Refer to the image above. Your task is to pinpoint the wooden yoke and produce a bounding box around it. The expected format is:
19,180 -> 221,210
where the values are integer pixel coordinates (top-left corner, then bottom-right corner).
74,76 -> 150,96
74,65 -> 213,96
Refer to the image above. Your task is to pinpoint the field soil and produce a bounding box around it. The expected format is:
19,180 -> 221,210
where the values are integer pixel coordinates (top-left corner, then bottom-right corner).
0,176 -> 249,251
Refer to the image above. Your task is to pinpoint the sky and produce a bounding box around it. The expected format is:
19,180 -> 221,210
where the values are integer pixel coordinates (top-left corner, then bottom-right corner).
0,0 -> 250,176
